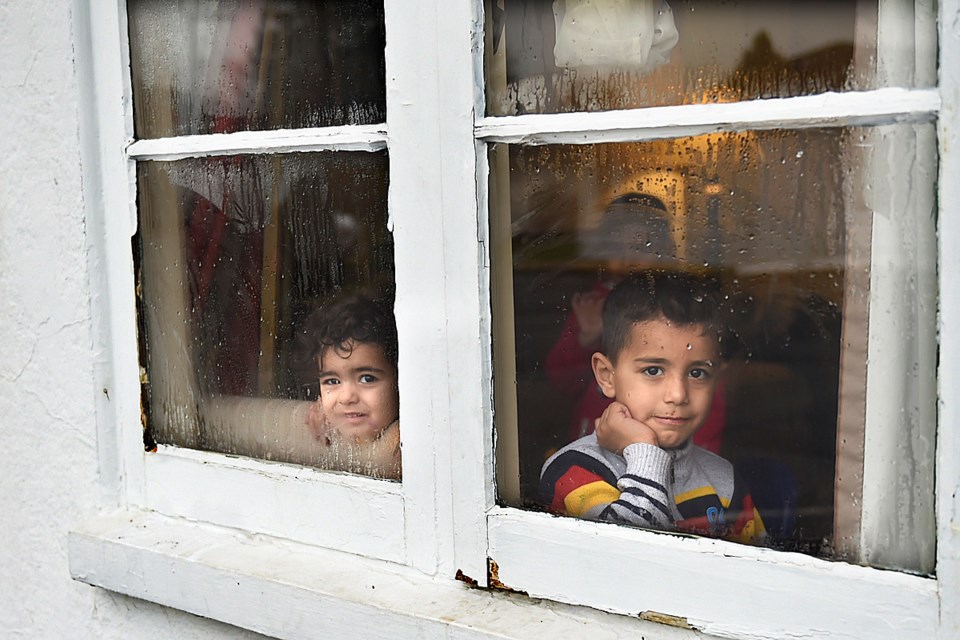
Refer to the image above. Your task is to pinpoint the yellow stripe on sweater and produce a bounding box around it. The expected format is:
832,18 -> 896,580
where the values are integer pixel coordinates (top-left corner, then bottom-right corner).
564,481 -> 621,516
673,486 -> 731,508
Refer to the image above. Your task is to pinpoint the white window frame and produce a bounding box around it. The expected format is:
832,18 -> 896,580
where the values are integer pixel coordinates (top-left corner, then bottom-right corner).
74,0 -> 473,574
70,0 -> 960,638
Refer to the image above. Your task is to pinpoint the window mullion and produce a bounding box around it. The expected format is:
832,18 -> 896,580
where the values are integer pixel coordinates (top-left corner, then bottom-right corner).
384,0 -> 451,576
434,0 -> 495,587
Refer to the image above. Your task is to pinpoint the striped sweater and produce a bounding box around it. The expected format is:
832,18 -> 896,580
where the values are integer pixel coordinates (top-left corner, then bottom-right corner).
540,434 -> 765,543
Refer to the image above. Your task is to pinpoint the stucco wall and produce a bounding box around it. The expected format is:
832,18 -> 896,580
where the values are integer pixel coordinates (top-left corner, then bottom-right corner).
0,5 -> 265,638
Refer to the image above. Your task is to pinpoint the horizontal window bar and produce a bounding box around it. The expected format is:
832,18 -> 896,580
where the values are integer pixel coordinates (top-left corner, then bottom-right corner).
128,124 -> 388,161
475,88 -> 940,145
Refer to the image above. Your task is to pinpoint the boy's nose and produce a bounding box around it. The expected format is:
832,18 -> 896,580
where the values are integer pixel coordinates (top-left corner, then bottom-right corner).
664,374 -> 689,405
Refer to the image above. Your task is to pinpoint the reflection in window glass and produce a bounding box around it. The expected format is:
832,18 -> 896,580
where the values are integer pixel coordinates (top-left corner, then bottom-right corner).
491,125 -> 936,572
136,152 -> 401,479
128,0 -> 386,138
484,0 -> 936,115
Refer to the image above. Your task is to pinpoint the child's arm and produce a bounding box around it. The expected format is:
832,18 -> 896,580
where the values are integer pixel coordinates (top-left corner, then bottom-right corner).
540,403 -> 674,530
593,402 -> 674,528
306,402 -> 401,479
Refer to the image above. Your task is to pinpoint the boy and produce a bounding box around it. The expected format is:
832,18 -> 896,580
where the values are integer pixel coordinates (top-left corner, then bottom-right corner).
302,293 -> 401,479
539,270 -> 764,542
544,193 -> 726,453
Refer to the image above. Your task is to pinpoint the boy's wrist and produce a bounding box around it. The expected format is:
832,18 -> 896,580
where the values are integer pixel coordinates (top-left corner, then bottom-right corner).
623,442 -> 671,481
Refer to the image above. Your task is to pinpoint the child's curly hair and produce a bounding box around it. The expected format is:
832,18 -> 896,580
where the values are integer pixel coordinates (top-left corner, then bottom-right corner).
300,293 -> 398,374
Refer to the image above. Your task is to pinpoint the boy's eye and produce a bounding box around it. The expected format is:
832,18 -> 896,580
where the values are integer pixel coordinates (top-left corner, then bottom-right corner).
689,368 -> 710,380
320,377 -> 340,386
642,366 -> 664,377
359,373 -> 378,384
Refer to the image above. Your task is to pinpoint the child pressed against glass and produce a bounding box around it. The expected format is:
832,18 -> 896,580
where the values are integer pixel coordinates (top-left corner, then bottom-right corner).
539,270 -> 764,542
302,294 -> 401,480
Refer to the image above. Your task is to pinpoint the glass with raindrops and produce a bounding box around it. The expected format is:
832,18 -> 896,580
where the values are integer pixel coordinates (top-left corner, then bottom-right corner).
135,151 -> 401,479
485,0 -> 935,116
492,123 -> 937,573
128,0 -> 386,138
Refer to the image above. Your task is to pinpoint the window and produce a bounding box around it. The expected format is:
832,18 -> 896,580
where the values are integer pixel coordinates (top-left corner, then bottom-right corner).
480,0 -> 947,631
129,0 -> 398,478
74,0 -> 453,564
70,0 -> 960,638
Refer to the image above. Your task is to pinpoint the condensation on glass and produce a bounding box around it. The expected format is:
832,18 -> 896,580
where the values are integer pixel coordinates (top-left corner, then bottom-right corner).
127,0 -> 386,138
490,124 -> 936,573
136,151 -> 401,479
484,0 -> 937,116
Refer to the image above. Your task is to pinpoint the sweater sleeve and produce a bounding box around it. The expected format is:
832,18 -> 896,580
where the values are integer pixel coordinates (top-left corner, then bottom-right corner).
540,443 -> 675,531
596,443 -> 675,529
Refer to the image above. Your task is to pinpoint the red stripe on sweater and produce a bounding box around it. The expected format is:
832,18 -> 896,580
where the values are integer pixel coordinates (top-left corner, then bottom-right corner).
551,466 -> 608,514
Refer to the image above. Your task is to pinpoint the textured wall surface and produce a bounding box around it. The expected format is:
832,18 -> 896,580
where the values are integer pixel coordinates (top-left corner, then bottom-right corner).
0,4 -> 265,638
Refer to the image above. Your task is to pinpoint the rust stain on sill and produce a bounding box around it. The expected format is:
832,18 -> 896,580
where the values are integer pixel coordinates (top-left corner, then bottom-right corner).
640,610 -> 695,630
487,559 -> 528,595
455,569 -> 478,587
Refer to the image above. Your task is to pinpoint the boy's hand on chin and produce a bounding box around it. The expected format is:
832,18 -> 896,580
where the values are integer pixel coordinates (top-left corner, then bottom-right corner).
595,401 -> 659,455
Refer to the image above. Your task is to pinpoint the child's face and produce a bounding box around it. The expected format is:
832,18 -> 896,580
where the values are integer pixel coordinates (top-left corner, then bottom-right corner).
596,318 -> 721,449
318,341 -> 399,443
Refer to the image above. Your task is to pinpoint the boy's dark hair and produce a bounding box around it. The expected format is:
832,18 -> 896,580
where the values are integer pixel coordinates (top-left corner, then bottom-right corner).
602,269 -> 727,363
301,293 -> 398,372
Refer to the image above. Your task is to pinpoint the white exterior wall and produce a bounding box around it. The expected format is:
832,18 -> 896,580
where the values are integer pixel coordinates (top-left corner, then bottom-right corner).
0,5 -> 263,638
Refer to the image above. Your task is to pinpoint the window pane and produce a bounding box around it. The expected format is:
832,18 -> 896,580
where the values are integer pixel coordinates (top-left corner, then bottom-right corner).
484,0 -> 936,115
128,0 -> 386,138
491,124 -> 936,572
136,151 -> 401,480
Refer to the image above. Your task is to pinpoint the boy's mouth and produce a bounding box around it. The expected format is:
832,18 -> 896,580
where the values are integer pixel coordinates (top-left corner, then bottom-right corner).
654,415 -> 690,426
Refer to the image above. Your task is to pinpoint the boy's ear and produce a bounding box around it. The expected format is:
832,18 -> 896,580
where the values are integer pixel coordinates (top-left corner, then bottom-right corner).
591,352 -> 617,399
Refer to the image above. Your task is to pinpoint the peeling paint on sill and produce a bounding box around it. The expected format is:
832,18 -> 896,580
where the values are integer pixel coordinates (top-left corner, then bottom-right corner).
455,569 -> 478,587
639,610 -> 696,630
487,559 -> 528,596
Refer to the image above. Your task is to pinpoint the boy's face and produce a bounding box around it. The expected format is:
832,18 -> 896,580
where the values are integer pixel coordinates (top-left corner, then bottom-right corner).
318,341 -> 398,443
594,317 -> 721,449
